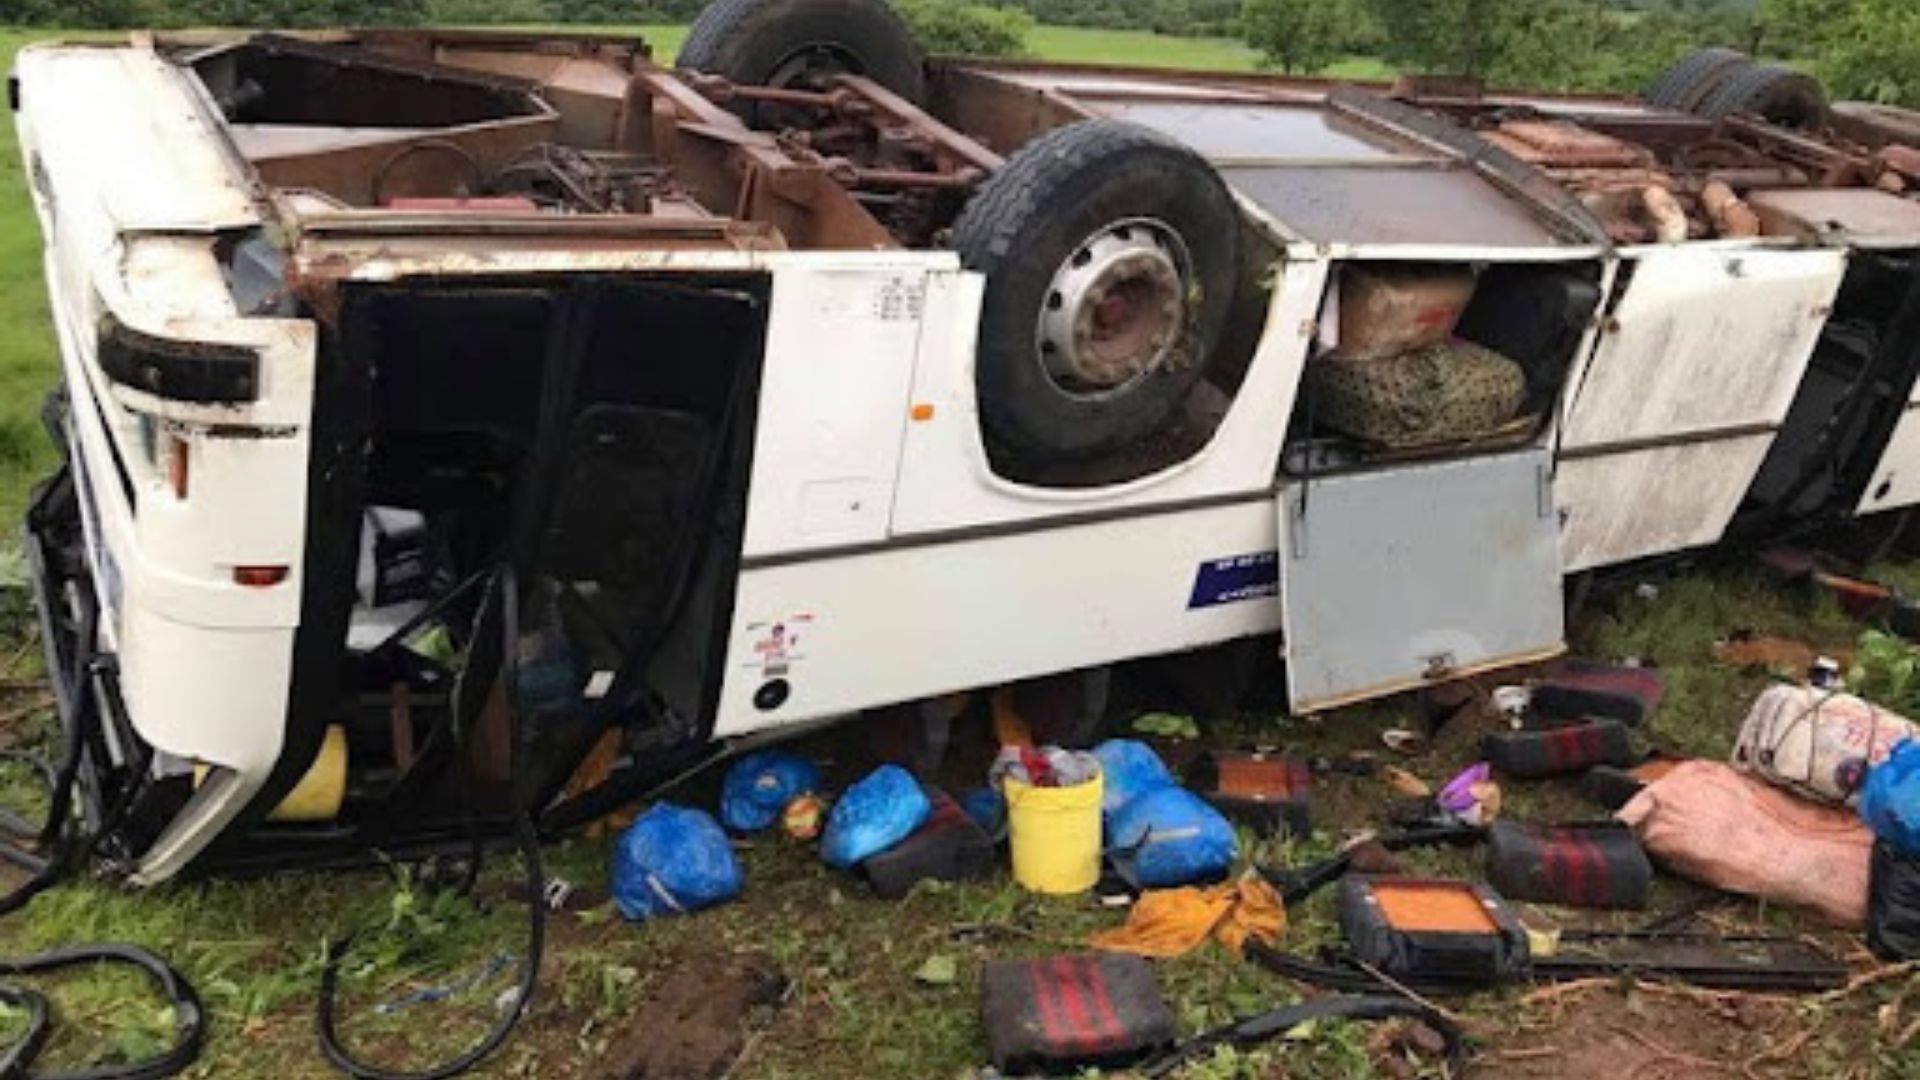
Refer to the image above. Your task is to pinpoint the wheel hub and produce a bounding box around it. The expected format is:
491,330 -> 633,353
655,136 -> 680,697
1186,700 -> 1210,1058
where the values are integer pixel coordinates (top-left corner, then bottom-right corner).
768,43 -> 857,92
1036,220 -> 1192,395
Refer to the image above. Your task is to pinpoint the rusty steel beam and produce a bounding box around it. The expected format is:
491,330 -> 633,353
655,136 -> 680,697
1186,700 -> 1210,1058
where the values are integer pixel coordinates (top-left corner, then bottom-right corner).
824,162 -> 986,191
834,74 -> 1004,173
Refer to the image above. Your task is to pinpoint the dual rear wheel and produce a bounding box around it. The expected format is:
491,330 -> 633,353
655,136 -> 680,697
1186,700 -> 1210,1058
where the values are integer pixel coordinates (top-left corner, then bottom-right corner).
1645,48 -> 1828,130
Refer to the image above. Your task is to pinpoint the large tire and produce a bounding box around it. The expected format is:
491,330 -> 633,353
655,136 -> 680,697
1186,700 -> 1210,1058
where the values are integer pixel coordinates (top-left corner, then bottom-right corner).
678,0 -> 926,110
1644,47 -> 1750,112
1696,62 -> 1828,129
952,120 -> 1242,464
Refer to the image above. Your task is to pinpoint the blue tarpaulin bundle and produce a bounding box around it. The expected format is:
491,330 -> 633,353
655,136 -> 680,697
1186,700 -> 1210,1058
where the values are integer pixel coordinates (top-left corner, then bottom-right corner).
1093,740 -> 1177,822
1865,740 -> 1920,855
720,750 -> 823,833
821,765 -> 932,869
1106,786 -> 1240,889
612,804 -> 744,921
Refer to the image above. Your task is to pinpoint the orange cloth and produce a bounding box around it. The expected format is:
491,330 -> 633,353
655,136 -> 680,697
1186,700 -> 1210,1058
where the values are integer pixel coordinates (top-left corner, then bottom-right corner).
1089,877 -> 1287,959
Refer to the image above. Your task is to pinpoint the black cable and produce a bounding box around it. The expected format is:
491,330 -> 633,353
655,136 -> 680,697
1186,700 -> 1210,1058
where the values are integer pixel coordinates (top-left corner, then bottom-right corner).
0,985 -> 50,1080
0,669 -> 156,922
0,664 -> 198,1078
1141,994 -> 1469,1078
1257,823 -> 1486,908
316,567 -> 546,1080
0,945 -> 205,1080
1243,940 -> 1391,994
0,594 -> 145,921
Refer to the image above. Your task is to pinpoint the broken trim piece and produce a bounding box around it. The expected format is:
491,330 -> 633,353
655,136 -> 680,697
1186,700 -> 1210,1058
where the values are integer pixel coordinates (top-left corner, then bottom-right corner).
96,313 -> 261,404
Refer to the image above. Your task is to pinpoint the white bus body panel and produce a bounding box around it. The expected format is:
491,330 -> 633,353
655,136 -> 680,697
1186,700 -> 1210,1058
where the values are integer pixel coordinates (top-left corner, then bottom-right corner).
1557,245 -> 1847,571
1859,409 -> 1920,515
714,499 -> 1282,738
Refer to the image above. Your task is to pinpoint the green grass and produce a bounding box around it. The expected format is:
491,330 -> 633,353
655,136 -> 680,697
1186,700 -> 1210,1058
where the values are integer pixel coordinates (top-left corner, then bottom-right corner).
1022,25 -> 1262,71
0,31 -> 59,539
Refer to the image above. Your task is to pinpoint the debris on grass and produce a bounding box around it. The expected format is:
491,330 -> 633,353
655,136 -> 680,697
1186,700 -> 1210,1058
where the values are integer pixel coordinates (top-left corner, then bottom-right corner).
912,954 -> 957,986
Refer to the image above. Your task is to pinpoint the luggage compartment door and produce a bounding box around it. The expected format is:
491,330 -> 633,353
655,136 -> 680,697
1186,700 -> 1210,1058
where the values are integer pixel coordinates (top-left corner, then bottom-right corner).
1556,247 -> 1846,572
1279,448 -> 1565,714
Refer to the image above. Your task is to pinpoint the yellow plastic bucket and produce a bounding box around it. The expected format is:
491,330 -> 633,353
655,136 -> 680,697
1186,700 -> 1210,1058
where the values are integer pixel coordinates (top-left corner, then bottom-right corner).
1004,773 -> 1104,895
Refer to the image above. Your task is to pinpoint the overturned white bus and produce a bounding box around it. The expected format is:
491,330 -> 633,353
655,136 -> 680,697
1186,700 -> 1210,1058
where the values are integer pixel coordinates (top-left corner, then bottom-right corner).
14,2 -> 1920,882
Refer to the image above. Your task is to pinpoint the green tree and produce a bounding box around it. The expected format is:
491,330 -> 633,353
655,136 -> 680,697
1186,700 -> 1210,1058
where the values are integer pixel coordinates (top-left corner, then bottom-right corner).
1359,0 -> 1754,93
897,0 -> 1033,57
1763,0 -> 1920,107
1365,0 -> 1503,77
1240,0 -> 1348,74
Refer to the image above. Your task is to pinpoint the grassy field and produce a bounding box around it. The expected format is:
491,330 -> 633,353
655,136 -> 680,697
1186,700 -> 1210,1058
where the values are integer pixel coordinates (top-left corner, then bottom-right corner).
0,31 -> 57,553
0,18 -> 1910,1080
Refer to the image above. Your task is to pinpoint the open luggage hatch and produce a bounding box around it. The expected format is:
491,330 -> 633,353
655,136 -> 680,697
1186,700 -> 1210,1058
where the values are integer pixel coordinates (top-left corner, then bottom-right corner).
1278,447 -> 1565,714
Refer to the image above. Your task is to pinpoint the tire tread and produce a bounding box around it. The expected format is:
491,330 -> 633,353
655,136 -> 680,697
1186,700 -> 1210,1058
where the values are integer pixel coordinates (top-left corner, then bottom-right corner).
1645,47 -> 1749,110
1696,61 -> 1827,126
677,0 -> 925,105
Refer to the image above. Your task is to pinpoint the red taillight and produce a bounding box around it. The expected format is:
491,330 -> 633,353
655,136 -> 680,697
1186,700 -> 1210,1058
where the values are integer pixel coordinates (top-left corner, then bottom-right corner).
233,566 -> 290,589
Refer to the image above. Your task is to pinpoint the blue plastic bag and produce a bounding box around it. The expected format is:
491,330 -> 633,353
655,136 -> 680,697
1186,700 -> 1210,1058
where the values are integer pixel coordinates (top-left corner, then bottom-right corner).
821,765 -> 931,869
1864,739 -> 1920,856
1094,739 -> 1177,820
720,751 -> 822,833
1106,786 -> 1240,888
612,804 -> 743,921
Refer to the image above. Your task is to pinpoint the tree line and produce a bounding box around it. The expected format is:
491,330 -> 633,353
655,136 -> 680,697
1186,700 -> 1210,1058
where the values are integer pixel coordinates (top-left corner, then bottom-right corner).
1,0 -> 1911,109
1242,0 -> 1917,106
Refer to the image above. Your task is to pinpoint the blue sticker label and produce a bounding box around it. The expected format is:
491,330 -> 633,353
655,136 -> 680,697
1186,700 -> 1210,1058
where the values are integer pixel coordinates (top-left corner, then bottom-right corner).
1188,551 -> 1280,610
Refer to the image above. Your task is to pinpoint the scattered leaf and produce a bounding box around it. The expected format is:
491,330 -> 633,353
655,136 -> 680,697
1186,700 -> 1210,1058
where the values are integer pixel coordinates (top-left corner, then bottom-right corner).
914,954 -> 958,986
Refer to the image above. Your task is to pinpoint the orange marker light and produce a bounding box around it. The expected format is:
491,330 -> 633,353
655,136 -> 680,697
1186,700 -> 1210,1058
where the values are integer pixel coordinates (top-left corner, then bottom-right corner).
910,403 -> 936,422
